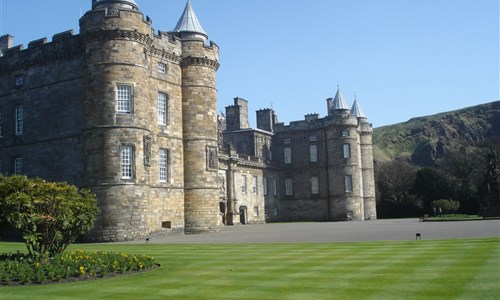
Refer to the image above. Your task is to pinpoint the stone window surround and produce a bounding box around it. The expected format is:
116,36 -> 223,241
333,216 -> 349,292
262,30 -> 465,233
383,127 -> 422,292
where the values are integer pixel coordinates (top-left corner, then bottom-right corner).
121,144 -> 134,180
157,91 -> 168,125
15,105 -> 23,136
159,148 -> 170,183
284,147 -> 292,164
309,144 -> 318,162
116,84 -> 133,114
343,143 -> 351,159
345,175 -> 353,193
285,178 -> 293,196
14,157 -> 22,175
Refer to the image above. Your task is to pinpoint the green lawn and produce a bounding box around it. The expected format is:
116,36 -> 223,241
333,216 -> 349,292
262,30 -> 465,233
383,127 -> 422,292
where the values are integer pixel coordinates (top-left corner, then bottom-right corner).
1,238 -> 499,299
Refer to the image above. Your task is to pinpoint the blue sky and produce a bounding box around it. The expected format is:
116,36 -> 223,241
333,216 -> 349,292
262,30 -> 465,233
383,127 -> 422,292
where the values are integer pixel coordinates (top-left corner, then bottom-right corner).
1,0 -> 498,127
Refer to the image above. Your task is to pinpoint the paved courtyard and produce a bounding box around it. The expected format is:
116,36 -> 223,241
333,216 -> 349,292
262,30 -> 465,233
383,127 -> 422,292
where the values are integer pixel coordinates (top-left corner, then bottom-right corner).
135,218 -> 500,244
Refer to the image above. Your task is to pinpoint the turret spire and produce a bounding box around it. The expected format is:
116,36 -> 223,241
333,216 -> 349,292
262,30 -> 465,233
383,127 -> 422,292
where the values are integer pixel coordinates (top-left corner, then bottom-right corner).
351,96 -> 367,119
173,0 -> 208,41
332,86 -> 350,110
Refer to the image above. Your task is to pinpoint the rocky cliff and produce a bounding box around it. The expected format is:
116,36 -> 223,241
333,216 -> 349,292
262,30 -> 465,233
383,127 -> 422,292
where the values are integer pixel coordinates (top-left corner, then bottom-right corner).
373,101 -> 500,166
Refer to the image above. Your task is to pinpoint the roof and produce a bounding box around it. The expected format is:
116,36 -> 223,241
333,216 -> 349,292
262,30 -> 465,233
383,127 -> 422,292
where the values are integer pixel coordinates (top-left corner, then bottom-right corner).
173,0 -> 208,38
92,0 -> 138,10
332,87 -> 350,110
351,98 -> 367,118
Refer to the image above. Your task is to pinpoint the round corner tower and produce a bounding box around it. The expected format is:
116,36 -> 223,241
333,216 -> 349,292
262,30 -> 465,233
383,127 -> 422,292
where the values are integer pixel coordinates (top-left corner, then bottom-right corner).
80,0 -> 156,241
328,87 -> 365,221
173,0 -> 221,233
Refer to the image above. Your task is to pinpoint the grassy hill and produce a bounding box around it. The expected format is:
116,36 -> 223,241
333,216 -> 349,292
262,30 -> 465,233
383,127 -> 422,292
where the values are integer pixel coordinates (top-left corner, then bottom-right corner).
373,101 -> 500,166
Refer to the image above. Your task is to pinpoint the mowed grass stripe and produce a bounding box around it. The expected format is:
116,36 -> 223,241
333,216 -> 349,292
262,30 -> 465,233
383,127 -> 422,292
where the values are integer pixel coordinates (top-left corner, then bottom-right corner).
1,239 -> 498,300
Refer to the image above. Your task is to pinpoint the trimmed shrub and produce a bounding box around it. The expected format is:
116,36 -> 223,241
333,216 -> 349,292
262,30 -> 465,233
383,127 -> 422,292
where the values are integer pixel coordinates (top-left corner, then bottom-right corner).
0,175 -> 99,259
431,199 -> 461,214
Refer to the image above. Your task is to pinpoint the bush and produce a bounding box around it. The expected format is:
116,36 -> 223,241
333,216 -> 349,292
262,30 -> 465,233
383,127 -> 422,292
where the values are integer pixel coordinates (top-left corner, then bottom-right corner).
431,199 -> 461,215
0,175 -> 99,260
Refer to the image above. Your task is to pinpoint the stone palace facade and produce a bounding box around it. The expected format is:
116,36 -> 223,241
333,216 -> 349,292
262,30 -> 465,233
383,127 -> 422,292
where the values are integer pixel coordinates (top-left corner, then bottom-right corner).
0,0 -> 376,242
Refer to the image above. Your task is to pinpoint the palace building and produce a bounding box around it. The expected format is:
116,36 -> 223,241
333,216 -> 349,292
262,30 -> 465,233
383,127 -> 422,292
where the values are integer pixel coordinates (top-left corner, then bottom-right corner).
0,0 -> 376,242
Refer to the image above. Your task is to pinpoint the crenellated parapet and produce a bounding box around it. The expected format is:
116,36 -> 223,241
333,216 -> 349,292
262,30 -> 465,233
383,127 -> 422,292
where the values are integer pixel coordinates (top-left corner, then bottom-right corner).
0,31 -> 83,73
81,29 -> 154,47
181,56 -> 220,71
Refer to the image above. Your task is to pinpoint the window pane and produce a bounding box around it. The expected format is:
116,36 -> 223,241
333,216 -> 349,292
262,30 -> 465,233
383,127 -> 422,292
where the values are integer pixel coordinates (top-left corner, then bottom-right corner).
14,157 -> 22,175
284,147 -> 292,164
310,144 -> 318,162
272,178 -> 277,195
158,92 -> 168,125
159,149 -> 169,182
343,144 -> 351,159
117,85 -> 132,113
311,176 -> 319,194
121,146 -> 133,179
15,105 -> 23,135
157,63 -> 166,73
285,178 -> 293,195
252,176 -> 258,194
241,175 -> 247,193
345,175 -> 353,193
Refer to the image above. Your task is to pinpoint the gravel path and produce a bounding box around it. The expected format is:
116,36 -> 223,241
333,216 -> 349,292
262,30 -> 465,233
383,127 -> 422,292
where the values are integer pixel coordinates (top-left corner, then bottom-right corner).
128,218 -> 500,244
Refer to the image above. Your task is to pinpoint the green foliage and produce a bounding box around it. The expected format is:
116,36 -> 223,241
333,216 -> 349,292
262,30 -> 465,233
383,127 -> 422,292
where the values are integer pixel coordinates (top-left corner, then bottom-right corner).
431,199 -> 461,214
0,250 -> 156,285
411,168 -> 455,212
0,175 -> 99,259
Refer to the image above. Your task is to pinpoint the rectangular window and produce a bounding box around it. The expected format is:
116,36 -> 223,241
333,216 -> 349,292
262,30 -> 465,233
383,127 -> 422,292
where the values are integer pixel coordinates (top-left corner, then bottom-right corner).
14,157 -> 22,175
263,177 -> 268,195
342,130 -> 350,137
15,105 -> 23,136
309,135 -> 317,142
116,85 -> 132,113
157,92 -> 168,125
310,144 -> 318,162
311,176 -> 319,194
285,178 -> 293,196
157,62 -> 166,74
121,146 -> 133,179
252,176 -> 258,194
284,138 -> 291,144
0,109 -> 3,138
343,143 -> 351,159
284,147 -> 292,164
345,175 -> 353,193
15,75 -> 24,86
272,178 -> 277,195
241,174 -> 247,194
159,148 -> 170,182
254,206 -> 259,217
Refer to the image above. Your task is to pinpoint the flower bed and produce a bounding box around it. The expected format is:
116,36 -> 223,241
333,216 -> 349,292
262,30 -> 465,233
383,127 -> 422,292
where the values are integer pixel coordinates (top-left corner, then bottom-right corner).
0,250 -> 158,286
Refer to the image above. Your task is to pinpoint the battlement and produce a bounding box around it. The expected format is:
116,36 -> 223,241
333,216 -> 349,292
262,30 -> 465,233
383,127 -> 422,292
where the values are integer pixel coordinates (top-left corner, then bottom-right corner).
0,31 -> 83,73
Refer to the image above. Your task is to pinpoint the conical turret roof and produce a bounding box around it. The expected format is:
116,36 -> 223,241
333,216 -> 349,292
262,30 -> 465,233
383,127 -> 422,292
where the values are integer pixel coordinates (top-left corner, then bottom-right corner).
173,0 -> 208,39
351,97 -> 367,119
332,86 -> 350,110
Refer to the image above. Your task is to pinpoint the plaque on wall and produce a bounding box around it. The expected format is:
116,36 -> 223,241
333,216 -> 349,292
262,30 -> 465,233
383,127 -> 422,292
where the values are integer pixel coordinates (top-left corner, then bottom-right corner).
207,146 -> 218,171
144,135 -> 152,167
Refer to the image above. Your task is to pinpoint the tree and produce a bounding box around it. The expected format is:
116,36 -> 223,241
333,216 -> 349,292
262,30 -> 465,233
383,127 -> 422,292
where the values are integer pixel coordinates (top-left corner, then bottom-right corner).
0,175 -> 99,259
375,160 -> 420,218
411,168 -> 455,213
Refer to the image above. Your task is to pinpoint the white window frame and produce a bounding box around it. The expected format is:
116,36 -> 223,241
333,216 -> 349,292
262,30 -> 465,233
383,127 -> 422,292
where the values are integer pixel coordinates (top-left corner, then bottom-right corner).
14,157 -> 22,175
116,85 -> 132,113
345,175 -> 353,193
284,147 -> 292,164
15,105 -> 23,136
263,177 -> 268,196
157,92 -> 168,125
285,178 -> 293,196
121,145 -> 134,179
241,174 -> 247,194
159,148 -> 170,182
311,176 -> 319,195
343,143 -> 351,159
310,144 -> 318,162
252,176 -> 258,194
157,62 -> 166,74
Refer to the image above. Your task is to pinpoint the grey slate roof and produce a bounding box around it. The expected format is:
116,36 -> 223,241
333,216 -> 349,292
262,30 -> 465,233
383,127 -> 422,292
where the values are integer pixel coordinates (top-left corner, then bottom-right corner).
332,87 -> 350,110
351,98 -> 367,118
174,0 -> 207,37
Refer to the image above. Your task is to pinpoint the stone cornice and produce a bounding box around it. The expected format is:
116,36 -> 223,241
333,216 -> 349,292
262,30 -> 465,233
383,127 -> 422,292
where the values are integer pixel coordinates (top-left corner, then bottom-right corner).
181,56 -> 220,71
149,46 -> 182,64
82,29 -> 154,47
